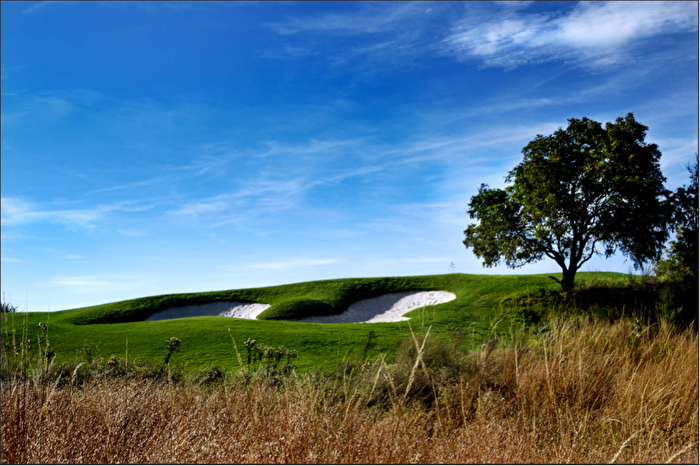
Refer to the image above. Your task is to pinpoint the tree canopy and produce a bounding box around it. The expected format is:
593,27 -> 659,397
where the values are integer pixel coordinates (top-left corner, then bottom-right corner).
655,155 -> 698,323
463,113 -> 669,291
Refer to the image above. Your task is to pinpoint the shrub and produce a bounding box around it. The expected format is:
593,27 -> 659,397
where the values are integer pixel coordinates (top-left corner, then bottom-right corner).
260,298 -> 335,320
0,302 -> 18,313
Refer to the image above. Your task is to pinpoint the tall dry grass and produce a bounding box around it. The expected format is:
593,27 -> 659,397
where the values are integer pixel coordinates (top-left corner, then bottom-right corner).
2,316 -> 697,464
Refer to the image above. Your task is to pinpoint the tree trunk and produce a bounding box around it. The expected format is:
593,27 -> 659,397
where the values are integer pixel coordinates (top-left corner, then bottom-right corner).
561,267 -> 576,292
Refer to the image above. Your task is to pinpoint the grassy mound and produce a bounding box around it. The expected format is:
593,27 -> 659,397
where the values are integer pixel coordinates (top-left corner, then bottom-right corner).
64,275 -> 454,325
1,272 -> 637,374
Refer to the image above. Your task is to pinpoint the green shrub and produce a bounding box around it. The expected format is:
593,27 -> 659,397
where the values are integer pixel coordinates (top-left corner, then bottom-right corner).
498,286 -> 563,326
1,302 -> 18,313
259,298 -> 335,320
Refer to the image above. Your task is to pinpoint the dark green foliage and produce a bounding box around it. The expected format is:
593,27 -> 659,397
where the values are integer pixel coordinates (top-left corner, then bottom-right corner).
655,156 -> 699,326
568,281 -> 662,322
465,114 -> 670,291
498,287 -> 564,326
1,299 -> 18,314
262,298 -> 335,320
496,277 -> 675,327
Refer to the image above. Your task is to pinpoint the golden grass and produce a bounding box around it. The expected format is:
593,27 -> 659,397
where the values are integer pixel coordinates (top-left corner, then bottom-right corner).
2,316 -> 697,464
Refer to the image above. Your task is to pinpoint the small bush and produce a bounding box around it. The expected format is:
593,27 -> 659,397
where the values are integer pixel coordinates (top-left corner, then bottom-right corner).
0,302 -> 18,313
260,298 -> 335,320
195,365 -> 227,386
498,287 -> 562,326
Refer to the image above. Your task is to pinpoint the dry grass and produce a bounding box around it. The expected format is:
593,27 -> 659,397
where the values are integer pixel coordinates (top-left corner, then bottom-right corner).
2,316 -> 697,464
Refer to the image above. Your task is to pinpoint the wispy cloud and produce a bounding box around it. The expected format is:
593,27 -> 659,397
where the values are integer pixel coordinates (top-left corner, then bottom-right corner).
264,3 -> 426,36
263,2 -> 697,73
247,257 -> 343,270
262,3 -> 444,75
163,196 -> 239,225
160,122 -> 569,231
161,177 -> 312,228
364,256 -> 450,267
1,94 -> 72,126
20,1 -> 63,15
116,228 -> 148,237
0,197 -> 154,229
443,2 -> 698,69
88,176 -> 176,194
45,274 -> 148,293
259,138 -> 367,158
1,256 -> 25,264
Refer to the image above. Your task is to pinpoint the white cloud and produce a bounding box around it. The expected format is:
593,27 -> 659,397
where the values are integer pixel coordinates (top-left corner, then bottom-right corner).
555,2 -> 697,49
444,2 -> 698,69
262,2 -> 697,72
0,197 -> 154,229
1,198 -> 100,228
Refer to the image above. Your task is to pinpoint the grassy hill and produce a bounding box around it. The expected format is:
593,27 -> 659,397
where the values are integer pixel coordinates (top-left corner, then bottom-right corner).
3,271 -> 696,464
0,271 -> 628,374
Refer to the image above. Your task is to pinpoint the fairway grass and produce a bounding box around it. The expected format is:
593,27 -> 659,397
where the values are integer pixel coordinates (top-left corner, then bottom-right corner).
1,271 -> 628,373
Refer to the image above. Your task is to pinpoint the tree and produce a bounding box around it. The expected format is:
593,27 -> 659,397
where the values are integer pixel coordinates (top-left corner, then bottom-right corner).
464,113 -> 669,291
655,155 -> 698,323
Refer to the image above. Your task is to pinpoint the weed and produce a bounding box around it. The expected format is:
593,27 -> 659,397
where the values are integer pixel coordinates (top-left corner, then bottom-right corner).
242,338 -> 298,375
195,365 -> 226,386
361,330 -> 377,363
77,340 -> 101,364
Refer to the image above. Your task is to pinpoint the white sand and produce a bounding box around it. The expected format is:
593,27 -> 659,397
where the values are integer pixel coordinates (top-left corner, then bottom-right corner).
292,291 -> 456,324
145,301 -> 271,321
143,290 -> 456,324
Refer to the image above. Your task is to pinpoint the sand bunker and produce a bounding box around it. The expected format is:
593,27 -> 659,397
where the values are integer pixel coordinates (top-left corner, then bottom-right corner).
145,301 -> 271,321
143,291 -> 455,324
292,291 -> 456,324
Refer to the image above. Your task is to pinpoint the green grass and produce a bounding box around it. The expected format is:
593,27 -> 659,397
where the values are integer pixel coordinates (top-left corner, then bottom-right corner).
0,271 -> 631,374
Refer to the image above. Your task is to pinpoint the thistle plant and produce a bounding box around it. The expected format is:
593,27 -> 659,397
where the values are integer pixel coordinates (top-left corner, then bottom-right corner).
627,317 -> 643,359
244,338 -> 257,369
241,338 -> 298,373
163,337 -> 181,367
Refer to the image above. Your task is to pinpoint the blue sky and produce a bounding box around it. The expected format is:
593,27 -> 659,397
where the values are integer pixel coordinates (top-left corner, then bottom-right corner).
2,1 -> 698,312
